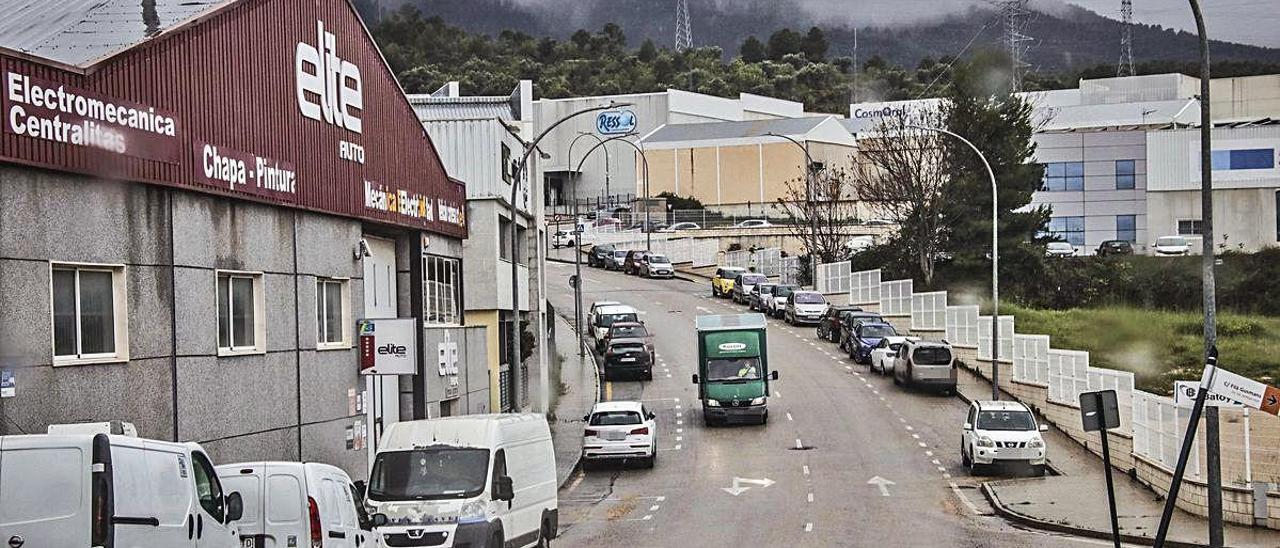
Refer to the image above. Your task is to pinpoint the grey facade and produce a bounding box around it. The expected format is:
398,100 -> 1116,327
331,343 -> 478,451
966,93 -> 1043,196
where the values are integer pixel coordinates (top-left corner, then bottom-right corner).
0,165 -> 472,481
1030,130 -> 1149,253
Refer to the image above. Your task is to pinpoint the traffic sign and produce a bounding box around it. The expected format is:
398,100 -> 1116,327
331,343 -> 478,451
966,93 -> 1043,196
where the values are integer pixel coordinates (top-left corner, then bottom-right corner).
1080,389 -> 1121,432
596,109 -> 637,135
1173,380 -> 1244,409
1201,365 -> 1280,416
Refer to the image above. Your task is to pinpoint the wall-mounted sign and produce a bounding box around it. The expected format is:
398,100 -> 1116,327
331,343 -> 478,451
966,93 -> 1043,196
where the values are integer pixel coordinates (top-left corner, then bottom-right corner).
358,318 -> 417,375
438,331 -> 460,400
0,370 -> 13,398
4,71 -> 180,163
596,109 -> 637,135
194,141 -> 297,201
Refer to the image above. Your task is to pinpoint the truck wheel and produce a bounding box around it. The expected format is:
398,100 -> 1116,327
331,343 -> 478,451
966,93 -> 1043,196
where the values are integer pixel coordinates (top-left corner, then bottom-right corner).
760,412 -> 769,425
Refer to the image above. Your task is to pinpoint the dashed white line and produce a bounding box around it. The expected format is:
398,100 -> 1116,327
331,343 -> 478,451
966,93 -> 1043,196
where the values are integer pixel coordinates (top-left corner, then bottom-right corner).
925,450 -> 934,457
905,426 -> 914,431
803,465 -> 810,476
786,412 -> 794,421
795,439 -> 804,449
937,466 -> 947,472
804,523 -> 814,532
918,442 -> 928,447
807,493 -> 814,503
649,505 -> 661,511
912,434 -> 921,439
932,459 -> 941,465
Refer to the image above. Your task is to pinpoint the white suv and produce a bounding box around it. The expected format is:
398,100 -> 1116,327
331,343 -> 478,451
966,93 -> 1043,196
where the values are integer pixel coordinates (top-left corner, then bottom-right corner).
583,401 -> 657,468
961,400 -> 1048,476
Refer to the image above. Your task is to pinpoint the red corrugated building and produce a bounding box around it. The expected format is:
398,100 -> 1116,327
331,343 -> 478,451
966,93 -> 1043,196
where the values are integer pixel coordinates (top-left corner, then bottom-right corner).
0,0 -> 484,476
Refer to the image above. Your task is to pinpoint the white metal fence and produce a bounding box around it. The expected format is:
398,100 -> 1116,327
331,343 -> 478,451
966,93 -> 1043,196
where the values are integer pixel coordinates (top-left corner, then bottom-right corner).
815,261 -> 852,294
946,305 -> 980,347
1047,349 -> 1091,406
1012,334 -> 1051,386
911,291 -> 947,330
850,269 -> 882,305
780,256 -> 801,285
880,279 -> 914,316
1133,390 -> 1201,478
976,315 -> 1015,361
723,250 -> 751,269
753,248 -> 783,277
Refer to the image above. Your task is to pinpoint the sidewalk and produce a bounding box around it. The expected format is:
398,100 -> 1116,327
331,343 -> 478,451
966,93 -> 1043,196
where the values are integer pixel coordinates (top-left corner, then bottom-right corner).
547,310 -> 600,487
955,367 -> 1279,547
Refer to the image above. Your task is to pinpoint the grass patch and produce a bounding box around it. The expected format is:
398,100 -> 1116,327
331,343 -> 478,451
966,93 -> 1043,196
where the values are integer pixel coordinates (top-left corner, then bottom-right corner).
1004,304 -> 1280,395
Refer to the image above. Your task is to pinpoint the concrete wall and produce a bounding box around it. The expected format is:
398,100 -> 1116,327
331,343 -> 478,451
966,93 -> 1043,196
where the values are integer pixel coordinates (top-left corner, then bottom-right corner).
0,165 -> 461,481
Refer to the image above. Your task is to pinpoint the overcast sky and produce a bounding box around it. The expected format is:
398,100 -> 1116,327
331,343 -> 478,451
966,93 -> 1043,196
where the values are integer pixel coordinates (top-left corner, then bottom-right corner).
785,0 -> 1279,48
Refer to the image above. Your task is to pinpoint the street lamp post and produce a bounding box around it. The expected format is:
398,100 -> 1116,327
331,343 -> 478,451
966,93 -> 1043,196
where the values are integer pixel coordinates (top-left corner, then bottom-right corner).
508,102 -> 628,412
765,132 -> 819,258
566,132 -> 609,358
908,124 -> 1000,401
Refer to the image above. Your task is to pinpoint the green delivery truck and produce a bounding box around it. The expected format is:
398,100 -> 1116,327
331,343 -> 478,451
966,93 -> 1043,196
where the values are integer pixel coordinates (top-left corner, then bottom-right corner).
691,313 -> 778,425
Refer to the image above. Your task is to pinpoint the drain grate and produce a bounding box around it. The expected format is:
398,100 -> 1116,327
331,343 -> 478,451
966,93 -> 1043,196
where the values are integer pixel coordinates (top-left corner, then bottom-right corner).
789,445 -> 815,451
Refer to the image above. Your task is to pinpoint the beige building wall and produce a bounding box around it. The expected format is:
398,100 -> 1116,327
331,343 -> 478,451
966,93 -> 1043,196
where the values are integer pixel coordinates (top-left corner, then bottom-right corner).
464,309 -> 502,412
1147,188 -> 1280,251
1211,75 -> 1280,121
643,140 -> 859,206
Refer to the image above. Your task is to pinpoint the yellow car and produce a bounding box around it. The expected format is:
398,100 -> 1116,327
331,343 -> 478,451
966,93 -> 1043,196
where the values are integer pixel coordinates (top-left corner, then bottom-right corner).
711,266 -> 747,298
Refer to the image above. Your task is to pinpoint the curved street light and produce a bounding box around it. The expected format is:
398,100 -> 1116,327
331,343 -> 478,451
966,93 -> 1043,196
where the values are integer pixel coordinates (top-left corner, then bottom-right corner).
906,123 -> 1000,401
507,101 -> 629,411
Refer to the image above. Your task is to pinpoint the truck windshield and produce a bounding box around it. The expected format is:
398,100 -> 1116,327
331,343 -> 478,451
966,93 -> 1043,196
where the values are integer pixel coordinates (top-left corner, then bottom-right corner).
976,411 -> 1036,431
706,357 -> 762,382
368,448 -> 490,501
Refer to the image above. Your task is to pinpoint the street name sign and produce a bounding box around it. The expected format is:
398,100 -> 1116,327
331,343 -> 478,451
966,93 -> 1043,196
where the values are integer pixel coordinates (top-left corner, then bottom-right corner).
1201,365 -> 1280,416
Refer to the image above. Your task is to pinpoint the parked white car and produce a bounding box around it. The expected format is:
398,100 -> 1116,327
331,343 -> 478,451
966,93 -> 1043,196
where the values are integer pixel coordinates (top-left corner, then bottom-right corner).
843,235 -> 875,256
640,254 -> 675,278
592,304 -> 640,351
218,461 -> 385,548
961,400 -> 1048,476
660,222 -> 701,232
734,219 -> 772,229
1153,235 -> 1191,256
587,301 -> 622,329
869,336 -> 917,375
582,401 -> 658,468
1045,241 -> 1076,257
785,291 -> 829,325
366,415 -> 559,548
552,229 -> 576,249
0,422 -> 245,548
892,339 -> 957,394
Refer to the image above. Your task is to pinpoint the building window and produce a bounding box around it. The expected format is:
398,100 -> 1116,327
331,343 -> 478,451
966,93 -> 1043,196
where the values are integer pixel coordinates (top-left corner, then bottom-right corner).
501,143 -> 513,184
1042,162 -> 1084,191
1116,215 -> 1137,243
1046,216 -> 1085,246
1177,219 -> 1204,236
423,255 -> 461,325
217,271 -> 264,355
51,264 -> 128,364
1115,160 -> 1136,190
1211,148 -> 1275,171
316,278 -> 350,349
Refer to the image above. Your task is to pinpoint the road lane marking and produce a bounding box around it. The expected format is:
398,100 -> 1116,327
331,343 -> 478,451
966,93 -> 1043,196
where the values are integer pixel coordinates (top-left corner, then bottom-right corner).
676,436 -> 683,442
605,382 -> 613,400
804,523 -> 813,532
905,426 -> 914,431
677,428 -> 683,433
795,439 -> 803,449
925,450 -> 934,457
567,472 -> 585,492
912,434 -> 921,439
932,459 -> 941,465
786,412 -> 794,421
803,465 -> 810,476
918,442 -> 928,447
807,493 -> 814,503
649,505 -> 661,511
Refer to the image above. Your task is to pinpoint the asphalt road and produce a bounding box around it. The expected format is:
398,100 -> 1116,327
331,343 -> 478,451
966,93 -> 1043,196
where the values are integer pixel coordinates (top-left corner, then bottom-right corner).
546,260 -> 1117,548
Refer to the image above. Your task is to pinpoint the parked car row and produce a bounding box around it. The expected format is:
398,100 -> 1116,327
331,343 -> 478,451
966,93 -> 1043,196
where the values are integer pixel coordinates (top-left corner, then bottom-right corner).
1045,235 -> 1193,258
586,244 -> 675,279
1,415 -> 561,548
589,301 -> 656,380
709,266 -> 834,327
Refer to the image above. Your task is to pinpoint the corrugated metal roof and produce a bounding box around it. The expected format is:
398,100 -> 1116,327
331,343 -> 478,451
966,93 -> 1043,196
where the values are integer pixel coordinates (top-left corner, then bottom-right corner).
643,117 -> 828,145
0,0 -> 232,68
407,94 -> 516,122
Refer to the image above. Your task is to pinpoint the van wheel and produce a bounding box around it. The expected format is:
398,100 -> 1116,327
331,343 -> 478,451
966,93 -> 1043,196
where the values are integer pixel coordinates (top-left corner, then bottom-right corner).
490,531 -> 504,548
537,520 -> 553,547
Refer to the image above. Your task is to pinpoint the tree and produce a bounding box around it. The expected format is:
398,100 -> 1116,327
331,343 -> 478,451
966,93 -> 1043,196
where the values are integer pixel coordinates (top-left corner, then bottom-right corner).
740,36 -> 766,63
849,107 -> 954,286
939,52 -> 1050,284
638,39 -> 658,62
800,27 -> 828,62
771,164 -> 861,265
766,28 -> 803,61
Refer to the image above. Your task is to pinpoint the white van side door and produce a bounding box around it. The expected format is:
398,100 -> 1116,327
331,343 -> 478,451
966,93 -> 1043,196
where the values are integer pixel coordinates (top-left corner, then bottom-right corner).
190,451 -> 238,548
113,440 -> 193,547
0,437 -> 89,548
265,464 -> 307,548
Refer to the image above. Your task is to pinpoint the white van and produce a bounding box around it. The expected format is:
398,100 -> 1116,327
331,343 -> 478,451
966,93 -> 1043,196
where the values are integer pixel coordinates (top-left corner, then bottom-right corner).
217,461 -> 386,548
0,426 -> 244,548
365,414 -> 557,548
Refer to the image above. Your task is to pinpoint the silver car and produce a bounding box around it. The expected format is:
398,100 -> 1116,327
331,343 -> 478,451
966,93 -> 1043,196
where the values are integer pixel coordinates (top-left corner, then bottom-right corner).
892,340 -> 956,394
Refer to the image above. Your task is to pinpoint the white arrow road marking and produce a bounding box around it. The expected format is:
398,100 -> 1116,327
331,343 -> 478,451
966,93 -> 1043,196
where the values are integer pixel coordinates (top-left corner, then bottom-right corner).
696,306 -> 714,313
721,477 -> 776,496
867,476 -> 895,497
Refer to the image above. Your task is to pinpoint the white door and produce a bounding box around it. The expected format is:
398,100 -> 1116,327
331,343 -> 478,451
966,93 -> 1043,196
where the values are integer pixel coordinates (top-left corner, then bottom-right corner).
190,451 -> 237,548
263,465 -> 306,548
362,236 -> 401,469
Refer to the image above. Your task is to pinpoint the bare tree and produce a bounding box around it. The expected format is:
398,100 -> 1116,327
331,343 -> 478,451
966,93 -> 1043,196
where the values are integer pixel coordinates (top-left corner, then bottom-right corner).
771,163 -> 862,265
851,107 -> 953,286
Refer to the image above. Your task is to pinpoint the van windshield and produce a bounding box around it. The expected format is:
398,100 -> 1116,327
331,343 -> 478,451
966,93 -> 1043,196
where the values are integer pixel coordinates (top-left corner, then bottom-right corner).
706,357 -> 762,382
774,286 -> 797,297
976,411 -> 1036,431
913,347 -> 952,365
368,447 -> 490,501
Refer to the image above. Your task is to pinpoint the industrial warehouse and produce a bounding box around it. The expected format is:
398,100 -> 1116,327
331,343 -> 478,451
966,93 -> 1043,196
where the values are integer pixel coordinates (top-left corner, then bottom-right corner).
0,0 -> 480,479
